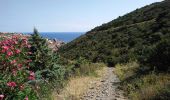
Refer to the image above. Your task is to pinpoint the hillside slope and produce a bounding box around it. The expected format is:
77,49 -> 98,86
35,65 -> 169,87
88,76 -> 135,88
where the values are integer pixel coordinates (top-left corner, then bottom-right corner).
59,0 -> 170,67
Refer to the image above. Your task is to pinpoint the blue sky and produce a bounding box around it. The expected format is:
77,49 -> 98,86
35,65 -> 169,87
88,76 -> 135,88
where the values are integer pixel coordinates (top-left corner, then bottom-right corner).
0,0 -> 163,32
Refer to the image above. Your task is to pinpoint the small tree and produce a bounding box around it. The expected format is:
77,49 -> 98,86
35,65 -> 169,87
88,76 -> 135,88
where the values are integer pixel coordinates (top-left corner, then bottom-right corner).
29,28 -> 52,72
29,28 -> 65,81
28,28 -> 66,98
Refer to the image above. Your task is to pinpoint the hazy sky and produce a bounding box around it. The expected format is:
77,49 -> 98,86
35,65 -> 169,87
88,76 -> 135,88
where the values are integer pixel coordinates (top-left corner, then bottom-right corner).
0,0 -> 163,32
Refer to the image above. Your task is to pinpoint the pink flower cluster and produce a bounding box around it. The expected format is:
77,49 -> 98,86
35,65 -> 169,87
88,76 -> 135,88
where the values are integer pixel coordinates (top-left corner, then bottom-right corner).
0,34 -> 34,99
7,82 -> 17,87
0,34 -> 33,73
0,35 -> 29,58
28,71 -> 35,80
0,95 -> 4,100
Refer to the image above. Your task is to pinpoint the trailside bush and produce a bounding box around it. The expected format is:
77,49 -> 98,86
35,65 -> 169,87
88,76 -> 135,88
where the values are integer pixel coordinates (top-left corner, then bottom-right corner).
72,57 -> 104,76
146,39 -> 170,72
29,28 -> 65,80
29,28 -> 53,72
0,33 -> 37,100
28,28 -> 66,98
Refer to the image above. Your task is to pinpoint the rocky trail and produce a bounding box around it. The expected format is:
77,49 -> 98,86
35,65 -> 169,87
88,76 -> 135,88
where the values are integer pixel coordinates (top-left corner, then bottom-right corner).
80,67 -> 128,100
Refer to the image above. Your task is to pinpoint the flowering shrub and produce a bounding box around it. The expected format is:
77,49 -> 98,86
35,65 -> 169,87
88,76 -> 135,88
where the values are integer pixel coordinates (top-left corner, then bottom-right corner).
0,31 -> 67,99
0,33 -> 37,100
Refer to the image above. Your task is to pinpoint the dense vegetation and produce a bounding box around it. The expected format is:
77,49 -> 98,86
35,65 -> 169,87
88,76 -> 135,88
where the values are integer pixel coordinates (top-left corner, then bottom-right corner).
59,0 -> 170,71
59,0 -> 170,99
0,33 -> 38,99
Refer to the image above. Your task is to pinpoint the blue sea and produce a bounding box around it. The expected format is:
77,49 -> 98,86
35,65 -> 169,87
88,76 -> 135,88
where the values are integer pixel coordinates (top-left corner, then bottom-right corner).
24,32 -> 85,43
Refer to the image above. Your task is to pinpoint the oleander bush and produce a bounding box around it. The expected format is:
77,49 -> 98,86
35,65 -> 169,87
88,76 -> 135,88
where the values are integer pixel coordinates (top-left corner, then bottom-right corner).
0,30 -> 67,100
0,33 -> 38,99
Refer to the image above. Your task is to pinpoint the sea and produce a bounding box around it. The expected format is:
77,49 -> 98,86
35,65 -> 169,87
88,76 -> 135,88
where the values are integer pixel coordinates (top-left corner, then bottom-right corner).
24,32 -> 85,43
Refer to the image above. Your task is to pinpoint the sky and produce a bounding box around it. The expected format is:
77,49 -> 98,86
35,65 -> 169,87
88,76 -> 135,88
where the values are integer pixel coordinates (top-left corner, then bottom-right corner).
0,0 -> 163,32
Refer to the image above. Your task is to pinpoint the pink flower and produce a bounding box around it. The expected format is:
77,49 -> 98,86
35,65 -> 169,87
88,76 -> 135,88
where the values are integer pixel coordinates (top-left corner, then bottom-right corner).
17,64 -> 22,70
0,94 -> 4,100
7,51 -> 13,56
29,71 -> 35,76
14,41 -> 18,44
2,46 -> 9,51
28,71 -> 35,80
28,52 -> 32,54
15,49 -> 21,54
7,82 -> 17,87
28,76 -> 35,80
25,96 -> 28,100
12,35 -> 17,39
22,39 -> 28,44
10,60 -> 16,64
27,45 -> 31,48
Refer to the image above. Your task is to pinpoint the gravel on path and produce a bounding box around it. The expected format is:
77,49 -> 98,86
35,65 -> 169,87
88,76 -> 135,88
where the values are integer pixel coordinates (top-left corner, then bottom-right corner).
80,67 -> 128,100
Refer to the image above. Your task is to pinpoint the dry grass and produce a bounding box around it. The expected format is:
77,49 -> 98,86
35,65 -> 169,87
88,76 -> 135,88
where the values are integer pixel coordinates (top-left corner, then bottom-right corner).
114,61 -> 170,100
52,65 -> 107,100
132,73 -> 170,100
114,61 -> 139,80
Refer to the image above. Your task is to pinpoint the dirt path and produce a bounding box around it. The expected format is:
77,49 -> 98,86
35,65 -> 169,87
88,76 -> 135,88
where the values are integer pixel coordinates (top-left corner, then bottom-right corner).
80,67 -> 128,100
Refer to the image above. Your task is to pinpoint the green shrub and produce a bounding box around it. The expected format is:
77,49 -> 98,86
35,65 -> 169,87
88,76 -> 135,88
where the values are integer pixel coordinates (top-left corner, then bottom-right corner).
29,28 -> 53,73
28,28 -> 66,98
72,57 -> 105,76
146,39 -> 170,72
